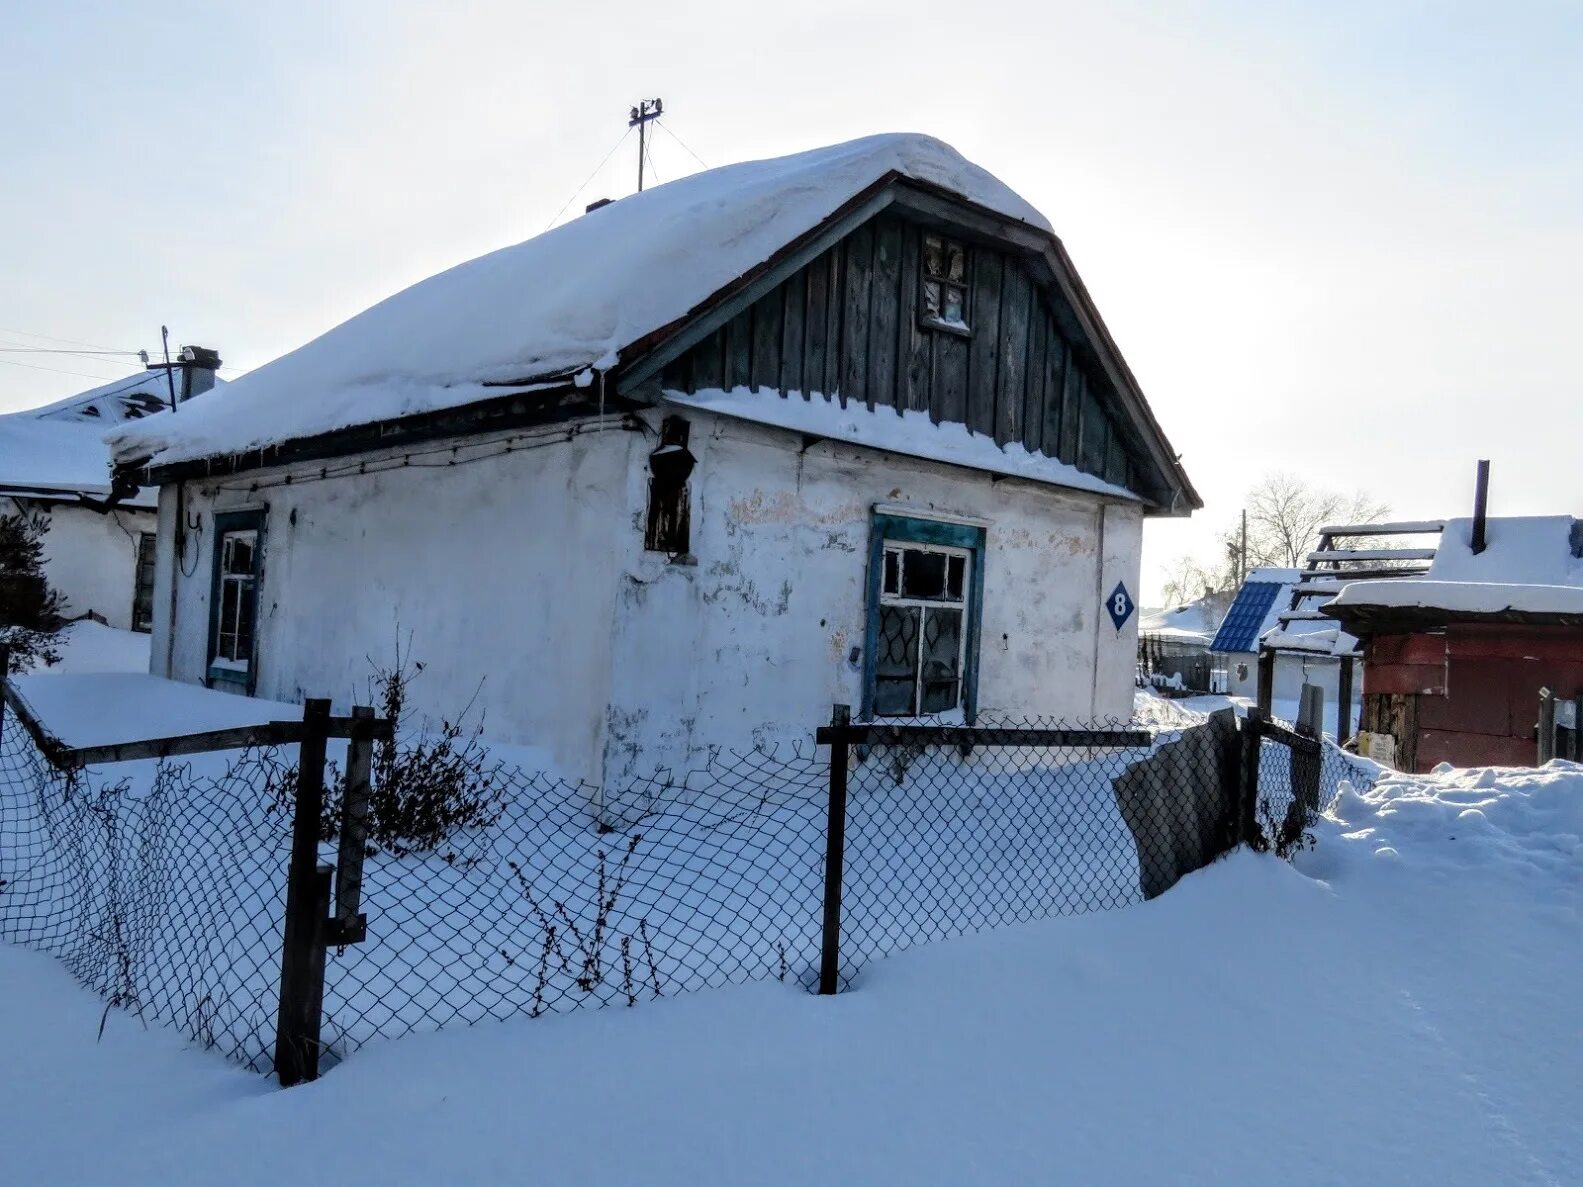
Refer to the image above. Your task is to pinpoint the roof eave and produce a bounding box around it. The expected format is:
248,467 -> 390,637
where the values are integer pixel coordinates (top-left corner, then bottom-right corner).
131,383 -> 622,487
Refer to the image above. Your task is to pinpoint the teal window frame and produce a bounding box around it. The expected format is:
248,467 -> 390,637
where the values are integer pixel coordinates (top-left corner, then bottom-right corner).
207,509 -> 265,695
861,511 -> 986,721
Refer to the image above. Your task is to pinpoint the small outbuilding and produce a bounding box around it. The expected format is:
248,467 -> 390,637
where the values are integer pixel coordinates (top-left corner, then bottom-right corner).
1324,515 -> 1583,770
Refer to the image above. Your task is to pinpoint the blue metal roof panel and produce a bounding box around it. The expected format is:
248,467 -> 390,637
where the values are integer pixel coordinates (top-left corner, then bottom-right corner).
1209,581 -> 1283,653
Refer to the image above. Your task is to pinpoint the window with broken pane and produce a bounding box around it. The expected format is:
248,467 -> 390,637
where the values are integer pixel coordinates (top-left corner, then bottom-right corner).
921,233 -> 970,333
131,532 -> 156,633
874,542 -> 971,716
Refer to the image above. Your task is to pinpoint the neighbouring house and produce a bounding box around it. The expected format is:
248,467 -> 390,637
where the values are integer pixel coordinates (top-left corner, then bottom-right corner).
106,135 -> 1198,790
0,352 -> 221,633
1323,514 -> 1583,771
1208,569 -> 1307,699
1138,590 -> 1228,692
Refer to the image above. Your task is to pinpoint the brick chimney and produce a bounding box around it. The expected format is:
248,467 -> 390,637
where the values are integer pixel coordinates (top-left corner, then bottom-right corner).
143,345 -> 222,406
176,346 -> 222,402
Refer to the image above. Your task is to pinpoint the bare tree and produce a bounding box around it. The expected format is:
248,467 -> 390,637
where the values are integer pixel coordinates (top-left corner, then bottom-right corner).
1241,475 -> 1390,569
1159,555 -> 1217,607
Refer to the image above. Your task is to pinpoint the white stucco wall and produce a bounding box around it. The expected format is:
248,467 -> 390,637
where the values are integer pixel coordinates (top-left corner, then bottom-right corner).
6,497 -> 153,631
160,426 -> 634,782
154,406 -> 1145,789
602,406 -> 1143,782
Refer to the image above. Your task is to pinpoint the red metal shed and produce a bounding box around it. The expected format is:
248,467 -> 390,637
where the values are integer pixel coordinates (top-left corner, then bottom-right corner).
1323,515 -> 1583,772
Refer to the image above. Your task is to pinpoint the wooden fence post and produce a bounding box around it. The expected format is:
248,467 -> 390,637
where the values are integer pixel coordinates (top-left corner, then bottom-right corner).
1537,689 -> 1556,765
1292,687 -> 1324,815
818,703 -> 851,996
1337,657 -> 1355,747
1256,647 -> 1275,717
328,705 -> 373,945
1239,707 -> 1264,846
275,698 -> 332,1087
1296,684 -> 1324,739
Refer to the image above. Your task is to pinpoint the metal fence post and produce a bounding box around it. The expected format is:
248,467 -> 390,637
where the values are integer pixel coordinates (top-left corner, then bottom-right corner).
275,697 -> 332,1087
0,643 -> 10,745
818,703 -> 851,996
1238,707 -> 1264,846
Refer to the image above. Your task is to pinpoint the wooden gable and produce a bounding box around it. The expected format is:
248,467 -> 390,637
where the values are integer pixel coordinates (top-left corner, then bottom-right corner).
649,209 -> 1166,505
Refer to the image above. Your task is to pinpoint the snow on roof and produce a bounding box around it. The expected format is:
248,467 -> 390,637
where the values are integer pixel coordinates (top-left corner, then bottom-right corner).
31,370 -> 189,425
8,672 -> 302,753
1261,623 -> 1355,656
0,416 -> 128,501
1327,580 -> 1583,619
1424,516 -> 1581,586
1329,516 -> 1583,619
668,387 -> 1138,501
1139,593 -> 1224,645
108,134 -> 1052,470
1208,568 -> 1298,654
0,370 -> 207,505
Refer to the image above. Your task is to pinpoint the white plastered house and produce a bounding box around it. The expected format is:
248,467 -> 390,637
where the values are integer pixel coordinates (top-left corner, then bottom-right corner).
107,135 -> 1198,788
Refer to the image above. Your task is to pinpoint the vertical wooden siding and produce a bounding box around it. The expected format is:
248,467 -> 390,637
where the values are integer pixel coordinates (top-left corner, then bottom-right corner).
662,213 -> 1147,497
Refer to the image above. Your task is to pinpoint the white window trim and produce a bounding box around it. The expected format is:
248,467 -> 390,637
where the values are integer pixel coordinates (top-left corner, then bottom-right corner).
877,540 -> 973,717
214,528 -> 258,669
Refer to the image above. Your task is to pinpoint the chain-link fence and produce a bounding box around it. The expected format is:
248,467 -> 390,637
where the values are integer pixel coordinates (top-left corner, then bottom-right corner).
0,731 -> 298,1070
1245,710 -> 1381,857
0,696 -> 1381,1079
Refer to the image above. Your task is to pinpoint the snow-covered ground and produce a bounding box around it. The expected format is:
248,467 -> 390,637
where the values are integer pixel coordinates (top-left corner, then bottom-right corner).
3,757 -> 1578,1185
1136,687 -> 1305,731
45,619 -> 149,675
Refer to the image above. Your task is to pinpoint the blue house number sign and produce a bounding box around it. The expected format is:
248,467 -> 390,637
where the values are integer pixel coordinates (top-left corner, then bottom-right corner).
1107,581 -> 1135,631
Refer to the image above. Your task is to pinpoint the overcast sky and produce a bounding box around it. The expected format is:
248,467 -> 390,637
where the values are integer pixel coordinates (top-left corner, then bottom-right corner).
4,0 -> 1578,600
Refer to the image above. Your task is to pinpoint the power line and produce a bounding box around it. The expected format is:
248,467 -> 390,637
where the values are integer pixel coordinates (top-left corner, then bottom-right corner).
543,127 -> 634,231
0,357 -> 126,381
655,119 -> 708,169
0,326 -> 126,353
0,347 -> 141,357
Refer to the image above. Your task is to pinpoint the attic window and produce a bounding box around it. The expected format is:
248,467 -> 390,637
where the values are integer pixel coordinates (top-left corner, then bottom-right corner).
920,234 -> 970,335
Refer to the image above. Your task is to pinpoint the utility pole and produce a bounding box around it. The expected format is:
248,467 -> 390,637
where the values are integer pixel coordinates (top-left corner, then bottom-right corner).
629,98 -> 663,191
159,325 -> 178,413
1239,509 -> 1248,585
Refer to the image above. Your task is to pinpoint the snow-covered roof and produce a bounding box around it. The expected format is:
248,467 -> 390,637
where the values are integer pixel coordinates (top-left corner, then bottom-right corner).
1423,516 -> 1581,587
31,370 -> 190,425
109,134 -> 1051,471
1139,592 -> 1225,646
0,369 -> 217,505
1208,568 -> 1298,654
1327,580 -> 1583,619
1327,516 -> 1583,622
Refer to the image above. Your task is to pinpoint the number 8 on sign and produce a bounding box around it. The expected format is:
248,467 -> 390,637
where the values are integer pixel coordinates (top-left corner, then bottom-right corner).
1106,581 -> 1134,631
